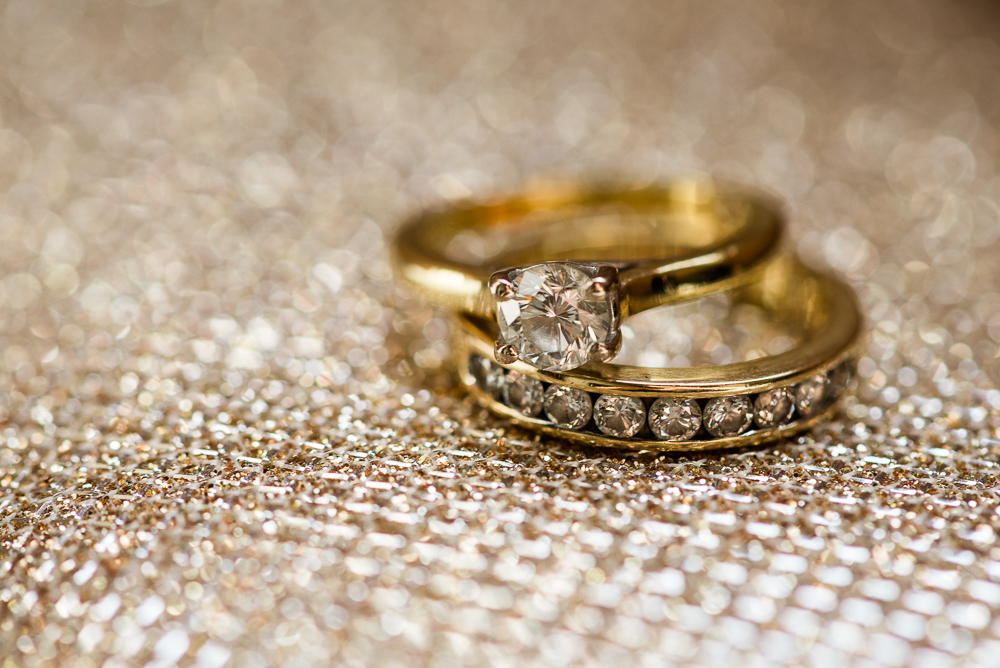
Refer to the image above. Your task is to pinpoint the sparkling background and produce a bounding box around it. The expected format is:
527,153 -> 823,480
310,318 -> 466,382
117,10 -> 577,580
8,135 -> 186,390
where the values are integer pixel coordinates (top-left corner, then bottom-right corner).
2,1 -> 1000,666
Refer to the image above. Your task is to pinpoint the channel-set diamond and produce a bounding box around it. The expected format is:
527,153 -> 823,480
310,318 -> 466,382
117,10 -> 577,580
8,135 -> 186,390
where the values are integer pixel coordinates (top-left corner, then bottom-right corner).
503,370 -> 545,417
753,388 -> 794,428
794,374 -> 829,417
468,355 -> 506,400
492,262 -> 618,372
828,362 -> 852,396
543,385 -> 593,429
648,397 -> 702,441
704,396 -> 753,437
593,395 -> 646,437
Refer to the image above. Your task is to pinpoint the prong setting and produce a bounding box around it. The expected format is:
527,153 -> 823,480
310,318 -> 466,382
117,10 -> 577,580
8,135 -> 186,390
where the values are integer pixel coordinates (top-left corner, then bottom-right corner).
488,271 -> 515,300
494,341 -> 519,365
590,265 -> 619,297
590,329 -> 622,363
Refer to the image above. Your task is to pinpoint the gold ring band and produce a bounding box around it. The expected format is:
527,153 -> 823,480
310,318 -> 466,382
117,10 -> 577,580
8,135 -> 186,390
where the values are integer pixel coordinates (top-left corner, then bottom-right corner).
452,254 -> 862,451
393,179 -> 783,319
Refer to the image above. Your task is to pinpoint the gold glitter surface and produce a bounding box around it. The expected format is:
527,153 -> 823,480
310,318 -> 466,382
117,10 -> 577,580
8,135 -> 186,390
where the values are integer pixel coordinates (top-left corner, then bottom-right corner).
2,1 -> 1000,666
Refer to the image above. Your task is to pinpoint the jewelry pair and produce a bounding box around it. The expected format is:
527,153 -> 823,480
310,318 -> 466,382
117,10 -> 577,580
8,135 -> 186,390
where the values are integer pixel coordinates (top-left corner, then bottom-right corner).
393,180 -> 862,451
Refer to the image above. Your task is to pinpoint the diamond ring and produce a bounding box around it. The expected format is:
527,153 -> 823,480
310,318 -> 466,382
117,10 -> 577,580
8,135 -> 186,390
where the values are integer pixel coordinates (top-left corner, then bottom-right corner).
393,180 -> 784,373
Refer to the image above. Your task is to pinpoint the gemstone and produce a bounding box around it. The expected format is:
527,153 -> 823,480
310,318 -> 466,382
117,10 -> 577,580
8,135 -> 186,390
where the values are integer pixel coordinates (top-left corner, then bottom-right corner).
704,396 -> 753,437
648,397 -> 702,441
494,262 -> 617,372
468,354 -> 506,400
593,395 -> 646,437
753,388 -> 795,428
503,370 -> 544,416
543,385 -> 593,429
828,362 -> 853,397
795,374 -> 830,417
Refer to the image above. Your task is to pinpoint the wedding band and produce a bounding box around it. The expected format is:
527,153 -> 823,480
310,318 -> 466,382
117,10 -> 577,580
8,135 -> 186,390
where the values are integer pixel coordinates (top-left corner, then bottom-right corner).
393,180 -> 783,372
453,254 -> 862,451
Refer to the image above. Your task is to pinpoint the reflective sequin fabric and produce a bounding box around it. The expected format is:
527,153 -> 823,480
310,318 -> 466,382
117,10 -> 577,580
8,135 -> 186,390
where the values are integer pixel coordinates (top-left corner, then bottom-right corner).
2,2 -> 1000,666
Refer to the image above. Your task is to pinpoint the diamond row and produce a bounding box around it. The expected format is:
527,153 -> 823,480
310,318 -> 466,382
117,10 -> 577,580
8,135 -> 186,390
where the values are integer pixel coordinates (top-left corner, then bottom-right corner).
468,355 -> 852,441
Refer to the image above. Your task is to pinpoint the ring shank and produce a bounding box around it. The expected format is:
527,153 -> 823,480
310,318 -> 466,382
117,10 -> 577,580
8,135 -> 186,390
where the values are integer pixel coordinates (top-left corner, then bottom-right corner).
393,180 -> 784,317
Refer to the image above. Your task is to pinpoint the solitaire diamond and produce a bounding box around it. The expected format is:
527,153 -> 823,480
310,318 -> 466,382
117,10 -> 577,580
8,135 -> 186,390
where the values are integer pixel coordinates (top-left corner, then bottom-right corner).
493,262 -> 618,372
648,397 -> 702,441
543,385 -> 593,429
753,388 -> 795,428
704,396 -> 753,437
593,395 -> 646,438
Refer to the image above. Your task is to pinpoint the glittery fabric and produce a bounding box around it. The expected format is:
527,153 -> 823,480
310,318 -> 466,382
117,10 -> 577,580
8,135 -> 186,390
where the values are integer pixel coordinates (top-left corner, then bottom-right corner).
2,2 -> 1000,666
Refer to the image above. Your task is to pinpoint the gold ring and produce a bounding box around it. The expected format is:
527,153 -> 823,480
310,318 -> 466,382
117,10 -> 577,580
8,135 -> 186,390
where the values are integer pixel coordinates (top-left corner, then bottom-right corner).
453,253 -> 862,451
392,179 -> 862,450
393,179 -> 783,372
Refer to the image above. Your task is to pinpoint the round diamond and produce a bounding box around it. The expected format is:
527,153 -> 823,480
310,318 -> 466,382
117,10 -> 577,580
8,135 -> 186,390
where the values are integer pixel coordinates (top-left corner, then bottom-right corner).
704,396 -> 753,437
503,370 -> 544,416
468,354 -> 506,400
648,397 -> 702,441
794,374 -> 830,417
543,385 -> 593,429
495,262 -> 617,372
593,395 -> 646,437
828,362 -> 853,397
753,388 -> 795,428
